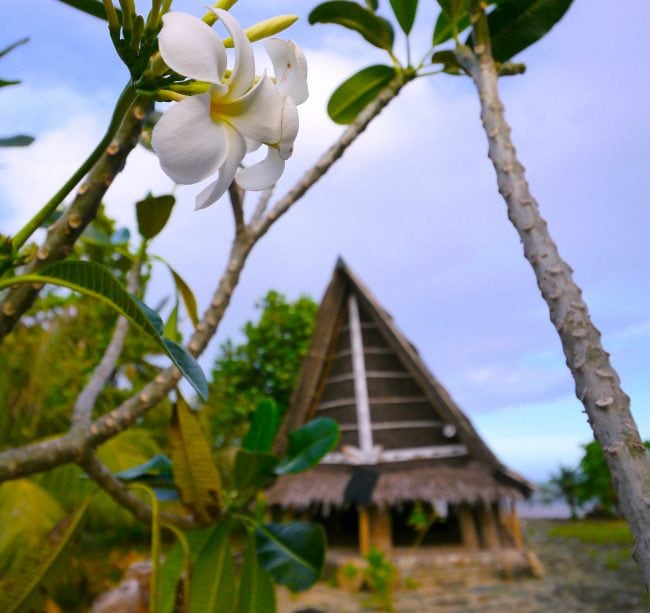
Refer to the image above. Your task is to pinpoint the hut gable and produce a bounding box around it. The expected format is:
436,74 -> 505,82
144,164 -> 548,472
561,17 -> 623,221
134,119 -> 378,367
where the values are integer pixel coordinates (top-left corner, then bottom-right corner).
270,259 -> 533,511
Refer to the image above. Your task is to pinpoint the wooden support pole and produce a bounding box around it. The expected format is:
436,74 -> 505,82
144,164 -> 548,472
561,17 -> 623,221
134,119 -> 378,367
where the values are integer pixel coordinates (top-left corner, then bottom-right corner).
477,501 -> 501,550
458,502 -> 480,550
370,506 -> 393,553
359,506 -> 371,556
506,499 -> 525,550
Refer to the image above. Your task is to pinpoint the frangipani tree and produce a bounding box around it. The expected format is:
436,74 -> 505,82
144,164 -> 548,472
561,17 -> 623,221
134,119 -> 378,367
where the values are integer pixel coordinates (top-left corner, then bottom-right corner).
0,0 -> 648,607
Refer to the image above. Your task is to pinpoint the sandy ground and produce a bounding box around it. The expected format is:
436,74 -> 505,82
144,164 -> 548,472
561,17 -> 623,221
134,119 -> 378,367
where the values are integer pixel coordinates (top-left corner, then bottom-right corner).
277,520 -> 647,612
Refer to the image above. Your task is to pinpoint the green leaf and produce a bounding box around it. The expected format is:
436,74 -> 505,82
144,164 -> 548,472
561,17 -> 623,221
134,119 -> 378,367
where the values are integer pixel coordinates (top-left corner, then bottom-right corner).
0,480 -> 65,575
480,0 -> 573,62
54,0 -> 122,22
159,527 -> 214,613
327,64 -> 397,125
113,453 -> 178,500
365,0 -> 379,10
242,399 -> 281,453
190,523 -> 236,612
238,535 -> 276,613
0,260 -> 208,400
255,522 -> 326,591
170,267 -> 200,328
164,302 -> 181,343
389,0 -> 418,35
163,339 -> 208,401
309,1 -> 394,50
136,194 -> 176,240
431,50 -> 465,75
234,450 -> 279,492
275,417 -> 340,475
433,3 -> 470,44
0,499 -> 89,612
170,394 -> 222,524
0,38 -> 29,59
0,135 -> 34,147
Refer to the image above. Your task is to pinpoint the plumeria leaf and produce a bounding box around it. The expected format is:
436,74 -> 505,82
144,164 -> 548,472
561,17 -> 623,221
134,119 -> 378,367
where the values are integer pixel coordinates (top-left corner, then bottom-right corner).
113,454 -> 178,499
189,523 -> 236,612
136,193 -> 176,240
469,0 -> 574,62
255,522 -> 326,591
309,1 -> 394,50
389,0 -> 419,35
431,50 -> 465,74
170,394 -> 222,524
164,302 -> 181,343
434,0 -> 469,42
152,255 -> 200,328
327,64 -> 396,125
238,535 -> 276,613
365,0 -> 379,11
0,38 -> 29,59
0,260 -> 208,400
242,399 -> 281,453
0,500 -> 90,612
53,0 -> 122,22
0,79 -> 21,88
0,134 -> 34,147
275,417 -> 340,475
234,450 -> 279,492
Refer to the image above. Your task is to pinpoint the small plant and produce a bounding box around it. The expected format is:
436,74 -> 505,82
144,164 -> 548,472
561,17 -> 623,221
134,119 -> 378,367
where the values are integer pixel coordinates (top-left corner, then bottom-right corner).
336,560 -> 364,592
363,547 -> 398,612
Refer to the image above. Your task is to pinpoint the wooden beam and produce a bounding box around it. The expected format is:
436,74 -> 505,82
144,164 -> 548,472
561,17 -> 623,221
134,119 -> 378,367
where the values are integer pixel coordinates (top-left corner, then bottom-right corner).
458,503 -> 480,550
348,293 -> 373,454
477,501 -> 501,550
335,347 -> 393,358
321,444 -> 468,464
359,506 -> 371,556
370,506 -> 392,553
326,371 -> 411,384
338,420 -> 442,432
318,395 -> 427,411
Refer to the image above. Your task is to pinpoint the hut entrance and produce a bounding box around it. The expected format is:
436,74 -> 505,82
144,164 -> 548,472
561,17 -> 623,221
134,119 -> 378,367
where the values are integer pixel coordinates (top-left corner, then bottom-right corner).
315,505 -> 360,549
391,503 -> 462,548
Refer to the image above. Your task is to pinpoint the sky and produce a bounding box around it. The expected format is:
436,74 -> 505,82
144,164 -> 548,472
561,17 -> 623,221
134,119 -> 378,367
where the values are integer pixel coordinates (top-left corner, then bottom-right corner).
1,0 -> 649,483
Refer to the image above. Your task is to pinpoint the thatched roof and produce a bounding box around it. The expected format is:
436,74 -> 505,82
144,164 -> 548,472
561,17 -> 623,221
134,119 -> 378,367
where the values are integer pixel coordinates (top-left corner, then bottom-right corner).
270,259 -> 533,508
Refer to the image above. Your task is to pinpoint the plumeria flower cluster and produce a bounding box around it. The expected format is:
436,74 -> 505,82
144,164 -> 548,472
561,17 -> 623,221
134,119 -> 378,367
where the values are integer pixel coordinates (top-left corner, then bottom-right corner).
151,9 -> 308,210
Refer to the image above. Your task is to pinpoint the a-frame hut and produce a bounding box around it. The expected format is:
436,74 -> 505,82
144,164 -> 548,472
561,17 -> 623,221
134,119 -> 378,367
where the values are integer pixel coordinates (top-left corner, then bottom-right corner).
267,259 -> 533,556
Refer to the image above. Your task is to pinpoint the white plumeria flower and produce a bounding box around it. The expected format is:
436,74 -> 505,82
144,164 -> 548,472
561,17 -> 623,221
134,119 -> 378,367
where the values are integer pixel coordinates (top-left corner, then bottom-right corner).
236,39 -> 309,192
151,9 -> 286,210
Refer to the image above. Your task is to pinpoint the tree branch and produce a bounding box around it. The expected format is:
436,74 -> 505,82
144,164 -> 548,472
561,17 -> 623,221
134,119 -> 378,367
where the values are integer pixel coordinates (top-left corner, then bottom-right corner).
78,454 -> 199,530
228,181 -> 246,235
459,0 -> 650,588
0,95 -> 152,341
0,77 -> 410,482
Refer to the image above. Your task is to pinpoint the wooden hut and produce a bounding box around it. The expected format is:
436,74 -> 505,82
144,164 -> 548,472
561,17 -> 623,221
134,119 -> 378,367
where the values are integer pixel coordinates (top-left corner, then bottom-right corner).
267,259 -> 533,556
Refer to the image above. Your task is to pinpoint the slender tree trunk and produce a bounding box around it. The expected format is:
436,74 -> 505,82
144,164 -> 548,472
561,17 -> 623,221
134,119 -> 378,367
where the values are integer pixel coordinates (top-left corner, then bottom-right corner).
457,5 -> 650,588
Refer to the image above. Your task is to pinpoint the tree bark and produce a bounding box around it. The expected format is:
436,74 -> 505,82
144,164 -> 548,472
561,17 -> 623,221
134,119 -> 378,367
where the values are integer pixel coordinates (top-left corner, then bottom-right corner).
458,3 -> 650,587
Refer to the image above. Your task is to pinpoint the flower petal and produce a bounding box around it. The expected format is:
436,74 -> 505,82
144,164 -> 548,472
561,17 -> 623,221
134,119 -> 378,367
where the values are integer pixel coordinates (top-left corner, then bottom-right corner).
159,12 -> 227,85
236,147 -> 285,191
220,75 -> 283,144
152,93 -> 227,184
278,95 -> 299,160
195,126 -> 247,210
264,39 -> 309,105
214,8 -> 255,100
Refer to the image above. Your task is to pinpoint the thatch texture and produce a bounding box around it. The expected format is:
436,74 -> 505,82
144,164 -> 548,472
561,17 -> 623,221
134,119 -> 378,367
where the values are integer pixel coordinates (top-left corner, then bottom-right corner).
265,462 -> 526,511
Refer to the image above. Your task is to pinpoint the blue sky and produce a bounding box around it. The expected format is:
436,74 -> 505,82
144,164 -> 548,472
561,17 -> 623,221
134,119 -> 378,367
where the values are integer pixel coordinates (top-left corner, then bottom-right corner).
1,0 -> 649,483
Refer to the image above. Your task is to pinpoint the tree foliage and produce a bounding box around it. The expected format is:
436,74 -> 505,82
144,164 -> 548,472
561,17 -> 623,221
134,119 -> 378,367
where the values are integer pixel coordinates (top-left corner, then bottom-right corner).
205,291 -> 318,447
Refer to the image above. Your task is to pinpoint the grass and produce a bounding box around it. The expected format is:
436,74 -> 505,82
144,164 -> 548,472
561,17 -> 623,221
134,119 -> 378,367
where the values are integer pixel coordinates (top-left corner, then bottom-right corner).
547,519 -> 632,545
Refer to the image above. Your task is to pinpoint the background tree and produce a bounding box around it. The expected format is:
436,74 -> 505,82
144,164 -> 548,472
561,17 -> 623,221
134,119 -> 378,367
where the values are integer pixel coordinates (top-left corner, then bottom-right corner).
205,291 -> 318,448
541,465 -> 581,520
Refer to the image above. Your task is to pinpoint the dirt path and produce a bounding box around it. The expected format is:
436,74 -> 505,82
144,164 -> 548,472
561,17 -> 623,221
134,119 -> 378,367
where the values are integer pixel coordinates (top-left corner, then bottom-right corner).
277,520 -> 647,612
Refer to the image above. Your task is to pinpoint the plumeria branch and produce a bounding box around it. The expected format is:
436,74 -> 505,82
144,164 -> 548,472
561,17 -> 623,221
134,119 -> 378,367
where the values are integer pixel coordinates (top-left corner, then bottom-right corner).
0,75 -> 409,483
0,95 -> 152,341
71,258 -> 142,431
460,0 -> 650,588
78,453 -> 200,530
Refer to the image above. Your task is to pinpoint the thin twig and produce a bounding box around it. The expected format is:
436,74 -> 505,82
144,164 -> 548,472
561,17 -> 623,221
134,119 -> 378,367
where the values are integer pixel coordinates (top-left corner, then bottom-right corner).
79,454 -> 200,530
228,182 -> 245,235
250,186 -> 274,226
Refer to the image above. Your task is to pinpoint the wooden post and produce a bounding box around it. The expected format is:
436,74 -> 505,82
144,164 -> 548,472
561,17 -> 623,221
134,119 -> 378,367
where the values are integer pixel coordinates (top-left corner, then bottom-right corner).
477,501 -> 500,549
505,499 -> 524,549
458,503 -> 480,549
370,506 -> 392,553
359,506 -> 371,556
